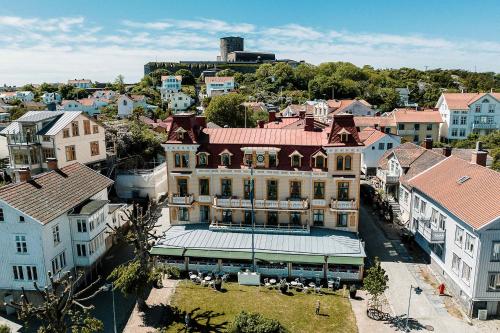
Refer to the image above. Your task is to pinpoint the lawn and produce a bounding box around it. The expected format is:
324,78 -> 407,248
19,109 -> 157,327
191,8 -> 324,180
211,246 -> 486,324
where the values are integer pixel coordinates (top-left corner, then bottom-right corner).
162,281 -> 358,333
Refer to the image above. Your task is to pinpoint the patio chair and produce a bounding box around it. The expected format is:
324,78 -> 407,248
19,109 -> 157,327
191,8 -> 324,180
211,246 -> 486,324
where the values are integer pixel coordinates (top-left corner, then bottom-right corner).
327,280 -> 334,290
302,286 -> 309,294
264,278 -> 271,288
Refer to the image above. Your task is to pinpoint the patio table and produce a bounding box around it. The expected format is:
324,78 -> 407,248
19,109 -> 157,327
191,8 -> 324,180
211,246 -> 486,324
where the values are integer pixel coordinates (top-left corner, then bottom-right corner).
290,281 -> 298,287
204,276 -> 212,281
190,275 -> 198,280
269,279 -> 276,284
308,282 -> 316,288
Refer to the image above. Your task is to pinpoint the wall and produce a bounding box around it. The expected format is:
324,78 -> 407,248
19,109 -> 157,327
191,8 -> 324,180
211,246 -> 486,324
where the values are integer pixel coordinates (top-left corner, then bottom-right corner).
118,96 -> 133,118
361,135 -> 401,174
115,162 -> 168,200
53,114 -> 106,168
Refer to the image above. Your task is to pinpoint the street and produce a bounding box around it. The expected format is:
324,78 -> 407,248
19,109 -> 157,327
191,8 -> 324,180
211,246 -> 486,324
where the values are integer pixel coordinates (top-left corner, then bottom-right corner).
358,202 -> 483,333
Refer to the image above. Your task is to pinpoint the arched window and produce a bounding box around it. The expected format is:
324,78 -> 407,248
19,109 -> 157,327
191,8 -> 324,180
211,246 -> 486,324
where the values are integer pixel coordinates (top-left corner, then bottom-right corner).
221,154 -> 231,166
345,155 -> 352,170
336,156 -> 344,170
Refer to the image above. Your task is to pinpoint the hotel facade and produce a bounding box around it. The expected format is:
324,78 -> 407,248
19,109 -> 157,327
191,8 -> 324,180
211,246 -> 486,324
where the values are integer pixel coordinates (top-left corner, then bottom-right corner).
152,113 -> 366,281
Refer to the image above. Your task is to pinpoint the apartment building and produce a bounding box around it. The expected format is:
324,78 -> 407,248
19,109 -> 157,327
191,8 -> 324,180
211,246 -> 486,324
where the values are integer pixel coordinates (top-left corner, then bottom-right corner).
358,127 -> 401,175
152,113 -> 366,281
384,108 -> 442,143
67,79 -> 92,89
436,92 -> 500,141
407,155 -> 500,317
0,162 -> 114,310
204,76 -> 235,97
0,111 -> 107,179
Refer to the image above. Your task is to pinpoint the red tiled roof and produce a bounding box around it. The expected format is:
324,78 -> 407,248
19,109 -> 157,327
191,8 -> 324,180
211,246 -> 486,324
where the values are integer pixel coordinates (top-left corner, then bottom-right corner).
326,114 -> 363,147
203,128 -> 326,146
205,76 -> 234,83
78,98 -> 96,106
392,109 -> 443,123
354,116 -> 396,128
441,92 -> 500,109
408,156 -> 500,229
0,163 -> 113,225
332,99 -> 371,113
264,117 -> 302,129
358,127 -> 392,146
161,75 -> 182,82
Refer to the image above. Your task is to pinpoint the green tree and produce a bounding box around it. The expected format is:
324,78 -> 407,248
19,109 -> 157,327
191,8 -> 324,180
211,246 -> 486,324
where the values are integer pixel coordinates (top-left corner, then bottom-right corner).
113,74 -> 126,94
9,272 -> 104,333
175,69 -> 195,85
363,257 -> 389,310
378,88 -> 400,113
205,94 -> 247,127
229,311 -> 288,333
216,69 -> 236,77
293,63 -> 317,90
58,84 -> 76,100
108,203 -> 170,311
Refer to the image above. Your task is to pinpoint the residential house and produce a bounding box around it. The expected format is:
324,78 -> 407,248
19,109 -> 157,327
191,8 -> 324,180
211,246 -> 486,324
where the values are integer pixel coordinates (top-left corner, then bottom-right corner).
92,90 -> 116,100
395,87 -> 410,106
41,92 -> 61,104
354,116 -> 397,134
328,99 -> 374,117
0,91 -> 34,103
77,98 -> 109,116
204,77 -> 235,97
67,79 -> 92,89
165,92 -> 193,113
383,108 -> 443,143
280,104 -> 314,118
59,100 -> 83,111
153,113 -> 366,280
407,153 -> 500,317
160,75 -> 182,96
358,127 -> 401,176
0,111 -> 107,178
436,92 -> 500,141
117,94 -> 157,118
0,162 -> 114,309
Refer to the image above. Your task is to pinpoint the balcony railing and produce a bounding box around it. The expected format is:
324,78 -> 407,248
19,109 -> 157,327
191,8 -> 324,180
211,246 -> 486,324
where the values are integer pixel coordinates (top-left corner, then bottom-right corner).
169,193 -> 194,205
398,129 -> 416,135
311,199 -> 327,207
198,195 -> 211,203
7,134 -> 40,145
330,199 -> 357,210
212,197 -> 309,210
417,218 -> 445,243
209,220 -> 310,234
472,122 -> 497,129
377,170 -> 399,184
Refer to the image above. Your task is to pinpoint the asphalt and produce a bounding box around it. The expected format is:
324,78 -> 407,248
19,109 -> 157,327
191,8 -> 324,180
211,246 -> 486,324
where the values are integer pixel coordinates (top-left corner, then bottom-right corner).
358,204 -> 481,333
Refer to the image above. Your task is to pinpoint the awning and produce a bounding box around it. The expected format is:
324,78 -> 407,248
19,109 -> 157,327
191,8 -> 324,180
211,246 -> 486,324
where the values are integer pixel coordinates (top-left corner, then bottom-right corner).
256,252 -> 325,264
184,249 -> 252,260
150,247 -> 185,256
328,256 -> 364,265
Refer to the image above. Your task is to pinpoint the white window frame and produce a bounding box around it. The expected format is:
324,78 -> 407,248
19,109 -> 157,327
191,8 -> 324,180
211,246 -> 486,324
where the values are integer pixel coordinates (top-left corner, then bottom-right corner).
491,242 -> 500,262
455,226 -> 464,247
465,233 -> 475,257
15,235 -> 27,254
461,262 -> 472,284
52,225 -> 61,246
451,253 -> 461,275
488,272 -> 500,291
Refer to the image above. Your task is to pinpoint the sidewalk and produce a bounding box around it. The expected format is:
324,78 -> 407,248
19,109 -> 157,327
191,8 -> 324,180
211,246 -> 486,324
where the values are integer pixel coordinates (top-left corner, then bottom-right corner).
123,278 -> 178,333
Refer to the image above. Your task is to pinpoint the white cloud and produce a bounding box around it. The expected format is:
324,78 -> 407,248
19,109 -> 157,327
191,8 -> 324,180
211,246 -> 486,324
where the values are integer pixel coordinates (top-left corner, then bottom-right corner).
0,15 -> 499,86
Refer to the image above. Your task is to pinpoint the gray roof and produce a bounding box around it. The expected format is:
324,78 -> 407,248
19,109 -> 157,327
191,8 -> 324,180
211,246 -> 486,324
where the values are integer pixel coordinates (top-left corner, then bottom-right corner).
0,111 -> 83,136
37,111 -> 81,136
0,122 -> 20,135
16,111 -> 64,123
155,224 -> 365,258
70,200 -> 109,215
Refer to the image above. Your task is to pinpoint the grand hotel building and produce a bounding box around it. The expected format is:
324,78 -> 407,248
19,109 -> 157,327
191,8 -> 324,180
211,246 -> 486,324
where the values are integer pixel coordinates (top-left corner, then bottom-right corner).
152,113 -> 366,281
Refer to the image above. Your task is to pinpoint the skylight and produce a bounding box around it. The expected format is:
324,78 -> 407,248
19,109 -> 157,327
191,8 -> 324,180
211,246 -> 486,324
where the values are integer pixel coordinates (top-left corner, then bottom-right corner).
457,176 -> 470,184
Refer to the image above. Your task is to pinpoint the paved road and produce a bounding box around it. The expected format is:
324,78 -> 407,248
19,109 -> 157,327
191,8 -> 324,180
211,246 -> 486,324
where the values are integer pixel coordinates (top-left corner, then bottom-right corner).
358,204 -> 479,333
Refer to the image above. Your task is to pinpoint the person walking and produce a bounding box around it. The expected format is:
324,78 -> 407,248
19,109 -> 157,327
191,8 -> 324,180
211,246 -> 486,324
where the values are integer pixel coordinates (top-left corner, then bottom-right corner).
315,300 -> 320,315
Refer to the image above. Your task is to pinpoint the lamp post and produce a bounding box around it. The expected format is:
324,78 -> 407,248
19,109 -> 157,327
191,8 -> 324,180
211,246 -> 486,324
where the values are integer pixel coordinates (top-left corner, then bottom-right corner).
100,282 -> 117,333
405,284 -> 422,332
248,159 -> 256,272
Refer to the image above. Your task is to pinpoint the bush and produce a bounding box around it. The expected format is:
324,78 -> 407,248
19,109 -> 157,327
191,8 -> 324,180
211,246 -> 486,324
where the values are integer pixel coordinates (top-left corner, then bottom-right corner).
0,324 -> 11,333
229,311 -> 287,333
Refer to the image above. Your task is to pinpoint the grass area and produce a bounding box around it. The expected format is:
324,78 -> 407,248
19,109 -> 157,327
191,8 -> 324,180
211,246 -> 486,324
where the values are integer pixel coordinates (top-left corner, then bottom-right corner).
162,281 -> 358,333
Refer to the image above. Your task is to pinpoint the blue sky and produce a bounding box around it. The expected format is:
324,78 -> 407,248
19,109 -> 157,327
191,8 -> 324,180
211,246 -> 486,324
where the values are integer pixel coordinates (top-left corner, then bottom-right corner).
1,0 -> 499,85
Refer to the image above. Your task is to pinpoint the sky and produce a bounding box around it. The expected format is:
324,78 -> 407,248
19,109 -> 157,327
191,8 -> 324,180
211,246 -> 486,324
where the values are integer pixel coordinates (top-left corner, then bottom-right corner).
0,0 -> 499,86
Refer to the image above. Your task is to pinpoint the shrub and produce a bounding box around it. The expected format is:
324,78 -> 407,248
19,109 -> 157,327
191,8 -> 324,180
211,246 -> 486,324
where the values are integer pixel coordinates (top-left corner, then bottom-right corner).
0,324 -> 11,333
229,311 -> 287,333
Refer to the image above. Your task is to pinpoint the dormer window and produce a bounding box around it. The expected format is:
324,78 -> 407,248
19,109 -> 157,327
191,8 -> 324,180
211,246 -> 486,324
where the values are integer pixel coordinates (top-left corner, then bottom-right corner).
175,127 -> 186,140
289,151 -> 303,168
312,151 -> 327,169
269,153 -> 278,168
197,152 -> 208,167
219,149 -> 233,167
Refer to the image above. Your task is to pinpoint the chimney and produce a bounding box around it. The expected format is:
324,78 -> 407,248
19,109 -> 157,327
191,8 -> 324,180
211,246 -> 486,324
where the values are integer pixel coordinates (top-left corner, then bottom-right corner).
195,115 -> 206,128
374,123 -> 379,130
46,158 -> 58,170
380,126 -> 385,133
304,116 -> 314,131
299,110 -> 306,119
268,110 -> 276,123
442,146 -> 452,157
471,141 -> 487,167
423,138 -> 433,150
257,120 -> 265,128
17,168 -> 31,183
